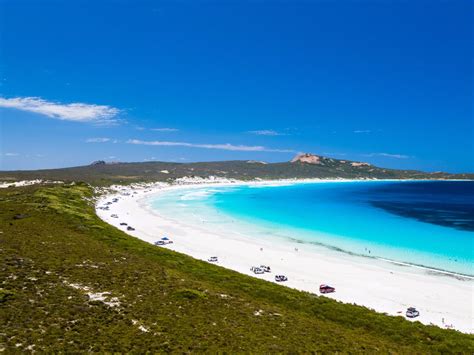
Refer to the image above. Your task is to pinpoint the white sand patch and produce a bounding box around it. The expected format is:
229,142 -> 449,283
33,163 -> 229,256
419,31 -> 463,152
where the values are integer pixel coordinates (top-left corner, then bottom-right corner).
64,281 -> 121,308
351,162 -> 370,167
75,260 -> 100,269
254,309 -> 264,316
88,292 -> 121,307
132,319 -> 150,332
96,178 -> 474,333
0,179 -> 62,188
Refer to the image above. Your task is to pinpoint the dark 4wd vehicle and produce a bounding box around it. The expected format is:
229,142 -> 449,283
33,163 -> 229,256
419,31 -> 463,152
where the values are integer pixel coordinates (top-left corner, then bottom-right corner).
319,284 -> 335,294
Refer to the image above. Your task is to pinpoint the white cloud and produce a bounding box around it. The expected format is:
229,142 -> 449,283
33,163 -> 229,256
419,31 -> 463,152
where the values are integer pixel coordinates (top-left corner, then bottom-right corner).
353,130 -> 371,134
0,96 -> 120,124
151,128 -> 179,132
3,152 -> 19,156
364,152 -> 410,159
143,157 -> 158,161
248,130 -> 285,136
86,137 -> 111,143
127,139 -> 294,153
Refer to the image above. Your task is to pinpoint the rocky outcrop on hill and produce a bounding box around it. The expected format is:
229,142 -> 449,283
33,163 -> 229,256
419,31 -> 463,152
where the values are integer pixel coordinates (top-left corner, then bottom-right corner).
90,160 -> 107,166
351,162 -> 371,167
290,153 -> 321,164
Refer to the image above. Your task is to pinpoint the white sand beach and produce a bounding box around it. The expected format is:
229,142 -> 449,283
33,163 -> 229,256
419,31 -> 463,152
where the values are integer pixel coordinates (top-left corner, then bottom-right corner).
96,179 -> 474,334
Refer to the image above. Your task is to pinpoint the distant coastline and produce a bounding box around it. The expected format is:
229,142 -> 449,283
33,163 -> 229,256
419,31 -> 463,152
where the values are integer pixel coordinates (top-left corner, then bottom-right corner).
1,153 -> 473,186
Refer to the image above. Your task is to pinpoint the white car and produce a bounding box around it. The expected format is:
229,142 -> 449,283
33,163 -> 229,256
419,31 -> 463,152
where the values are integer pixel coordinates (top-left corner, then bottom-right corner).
251,266 -> 265,274
208,256 -> 218,263
406,307 -> 420,318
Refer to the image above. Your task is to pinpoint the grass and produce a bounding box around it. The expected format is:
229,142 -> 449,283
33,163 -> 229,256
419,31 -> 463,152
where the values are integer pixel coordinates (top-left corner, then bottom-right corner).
0,183 -> 473,352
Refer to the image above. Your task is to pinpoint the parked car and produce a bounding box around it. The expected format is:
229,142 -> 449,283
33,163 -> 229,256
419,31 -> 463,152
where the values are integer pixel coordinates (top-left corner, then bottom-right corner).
260,265 -> 271,273
120,222 -> 127,226
208,256 -> 218,263
127,226 -> 135,231
275,275 -> 288,282
406,307 -> 420,318
319,284 -> 335,294
154,240 -> 166,246
111,214 -> 118,218
251,266 -> 265,274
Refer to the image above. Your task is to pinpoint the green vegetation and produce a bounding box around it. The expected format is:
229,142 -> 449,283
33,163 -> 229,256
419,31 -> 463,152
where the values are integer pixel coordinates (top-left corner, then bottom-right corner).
1,155 -> 472,186
0,184 -> 473,352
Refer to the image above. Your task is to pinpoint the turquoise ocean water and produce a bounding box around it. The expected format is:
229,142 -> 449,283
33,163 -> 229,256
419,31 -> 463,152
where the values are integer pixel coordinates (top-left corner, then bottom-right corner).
150,181 -> 474,276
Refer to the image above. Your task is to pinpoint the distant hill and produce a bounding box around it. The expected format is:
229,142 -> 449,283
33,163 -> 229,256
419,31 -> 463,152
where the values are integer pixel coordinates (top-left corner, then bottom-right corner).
0,153 -> 472,186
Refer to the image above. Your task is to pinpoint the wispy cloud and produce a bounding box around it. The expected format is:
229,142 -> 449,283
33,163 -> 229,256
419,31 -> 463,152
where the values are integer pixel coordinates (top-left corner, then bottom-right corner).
127,139 -> 294,153
322,152 -> 347,157
247,129 -> 286,136
0,96 -> 121,124
143,157 -> 158,162
353,130 -> 371,134
364,152 -> 410,159
151,128 -> 179,132
3,152 -> 19,157
86,137 -> 111,143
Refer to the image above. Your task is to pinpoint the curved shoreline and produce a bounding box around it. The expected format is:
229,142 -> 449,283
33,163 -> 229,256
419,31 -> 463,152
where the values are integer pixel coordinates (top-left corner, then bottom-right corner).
152,180 -> 474,279
96,179 -> 474,334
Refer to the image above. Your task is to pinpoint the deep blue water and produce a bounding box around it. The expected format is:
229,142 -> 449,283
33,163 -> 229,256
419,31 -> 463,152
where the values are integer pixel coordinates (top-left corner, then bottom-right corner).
366,182 -> 474,231
151,181 -> 474,276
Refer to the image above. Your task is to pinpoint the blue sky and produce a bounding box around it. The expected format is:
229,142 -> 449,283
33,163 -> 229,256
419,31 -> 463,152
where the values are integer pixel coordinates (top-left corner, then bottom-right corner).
0,0 -> 472,172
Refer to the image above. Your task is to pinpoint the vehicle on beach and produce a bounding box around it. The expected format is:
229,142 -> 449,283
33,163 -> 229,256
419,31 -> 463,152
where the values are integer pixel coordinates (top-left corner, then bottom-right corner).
251,266 -> 265,274
156,237 -> 173,245
406,307 -> 420,318
127,226 -> 135,231
260,265 -> 271,272
319,284 -> 335,294
120,222 -> 127,226
208,256 -> 218,263
112,198 -> 119,202
275,275 -> 288,282
111,214 -> 118,218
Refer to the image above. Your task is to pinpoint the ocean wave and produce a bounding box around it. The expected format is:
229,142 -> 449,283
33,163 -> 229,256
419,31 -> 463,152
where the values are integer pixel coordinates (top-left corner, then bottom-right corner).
179,189 -> 222,201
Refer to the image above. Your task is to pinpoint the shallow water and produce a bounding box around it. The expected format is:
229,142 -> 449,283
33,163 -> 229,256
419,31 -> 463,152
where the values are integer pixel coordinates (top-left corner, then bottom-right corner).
150,181 -> 474,276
